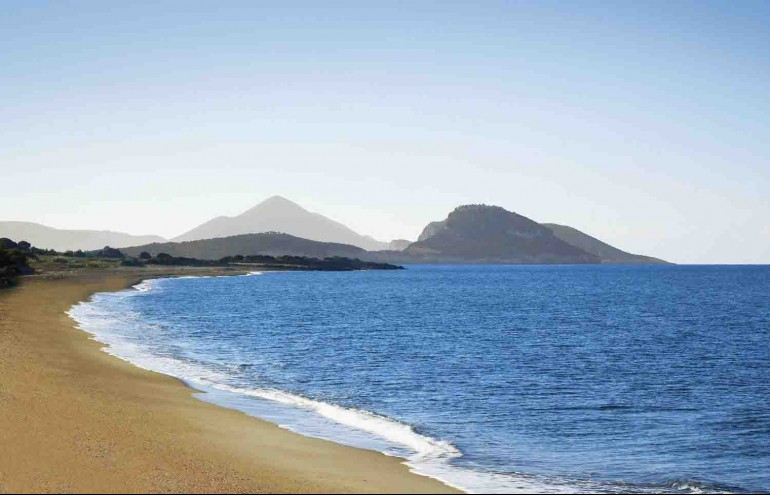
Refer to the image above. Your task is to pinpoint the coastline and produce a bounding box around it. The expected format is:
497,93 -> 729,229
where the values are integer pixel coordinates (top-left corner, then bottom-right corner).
0,267 -> 459,494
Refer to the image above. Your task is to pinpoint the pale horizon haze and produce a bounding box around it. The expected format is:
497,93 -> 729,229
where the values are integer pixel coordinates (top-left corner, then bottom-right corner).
1,1 -> 768,264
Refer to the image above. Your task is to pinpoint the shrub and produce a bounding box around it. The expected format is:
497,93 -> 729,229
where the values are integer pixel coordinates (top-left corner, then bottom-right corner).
121,258 -> 145,267
95,246 -> 124,259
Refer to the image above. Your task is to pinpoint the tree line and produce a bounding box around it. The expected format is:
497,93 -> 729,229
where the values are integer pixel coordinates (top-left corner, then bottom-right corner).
0,237 -> 403,288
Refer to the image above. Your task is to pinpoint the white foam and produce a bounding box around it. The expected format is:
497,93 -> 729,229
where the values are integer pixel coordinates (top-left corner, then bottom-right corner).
132,279 -> 157,292
216,384 -> 459,460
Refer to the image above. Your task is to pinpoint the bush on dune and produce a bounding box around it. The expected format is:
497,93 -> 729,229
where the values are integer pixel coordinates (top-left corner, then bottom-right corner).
0,247 -> 29,269
0,242 -> 32,287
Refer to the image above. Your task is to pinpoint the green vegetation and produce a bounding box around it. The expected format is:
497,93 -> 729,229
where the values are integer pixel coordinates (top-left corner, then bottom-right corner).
217,254 -> 403,271
139,252 -> 403,271
0,238 -> 402,288
0,239 -> 32,287
121,232 -> 367,261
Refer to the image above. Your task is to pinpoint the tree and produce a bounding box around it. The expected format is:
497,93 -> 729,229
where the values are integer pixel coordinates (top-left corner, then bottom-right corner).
98,246 -> 124,259
0,238 -> 18,250
139,251 -> 152,260
17,241 -> 31,252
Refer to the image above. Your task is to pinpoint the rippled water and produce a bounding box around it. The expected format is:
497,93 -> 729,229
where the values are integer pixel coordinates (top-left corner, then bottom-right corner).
69,265 -> 770,493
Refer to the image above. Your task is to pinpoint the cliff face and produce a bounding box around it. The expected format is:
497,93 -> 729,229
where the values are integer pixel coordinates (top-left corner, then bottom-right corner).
405,205 -> 600,264
416,221 -> 446,242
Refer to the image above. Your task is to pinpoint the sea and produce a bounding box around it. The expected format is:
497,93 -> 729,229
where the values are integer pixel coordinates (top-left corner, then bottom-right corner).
68,265 -> 770,494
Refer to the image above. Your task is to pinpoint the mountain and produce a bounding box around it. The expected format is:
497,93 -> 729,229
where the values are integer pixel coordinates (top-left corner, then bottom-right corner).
387,239 -> 413,251
122,232 -> 367,260
542,224 -> 669,264
404,205 -> 600,264
173,196 -> 388,251
0,221 -> 166,252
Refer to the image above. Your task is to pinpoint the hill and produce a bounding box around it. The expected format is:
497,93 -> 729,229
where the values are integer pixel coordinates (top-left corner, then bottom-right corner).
173,196 -> 388,251
0,222 -> 166,252
387,239 -> 412,251
542,224 -> 669,264
123,232 -> 368,260
404,205 -> 600,264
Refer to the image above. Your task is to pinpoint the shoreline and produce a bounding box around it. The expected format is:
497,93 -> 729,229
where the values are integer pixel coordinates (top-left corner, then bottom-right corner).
0,267 -> 459,494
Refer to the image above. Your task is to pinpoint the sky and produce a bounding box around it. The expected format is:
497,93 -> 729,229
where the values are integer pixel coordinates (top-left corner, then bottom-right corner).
1,1 -> 768,264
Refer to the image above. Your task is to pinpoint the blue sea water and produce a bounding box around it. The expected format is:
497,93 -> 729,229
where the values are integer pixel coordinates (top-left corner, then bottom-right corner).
69,265 -> 770,494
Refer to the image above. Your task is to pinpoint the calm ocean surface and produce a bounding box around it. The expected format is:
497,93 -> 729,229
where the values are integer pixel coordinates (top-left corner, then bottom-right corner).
70,265 -> 770,494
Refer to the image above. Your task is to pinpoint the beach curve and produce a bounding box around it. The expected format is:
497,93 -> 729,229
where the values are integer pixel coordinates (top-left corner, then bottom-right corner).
0,268 -> 459,494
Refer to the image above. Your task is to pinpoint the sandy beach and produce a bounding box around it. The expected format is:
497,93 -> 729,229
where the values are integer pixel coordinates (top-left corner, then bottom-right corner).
0,268 -> 458,494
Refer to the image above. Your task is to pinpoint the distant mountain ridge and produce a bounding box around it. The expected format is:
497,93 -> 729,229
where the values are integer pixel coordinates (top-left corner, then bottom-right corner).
2,199 -> 667,265
122,204 -> 668,265
404,205 -> 600,264
0,221 -> 166,252
387,239 -> 412,251
173,196 -> 389,251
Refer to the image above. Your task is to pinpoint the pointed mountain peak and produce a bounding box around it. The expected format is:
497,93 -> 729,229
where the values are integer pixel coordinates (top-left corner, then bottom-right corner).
172,196 -> 388,250
261,195 -> 297,206
239,195 -> 307,218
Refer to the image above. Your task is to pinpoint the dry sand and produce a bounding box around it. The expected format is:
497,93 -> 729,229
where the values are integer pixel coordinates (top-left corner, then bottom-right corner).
0,268 -> 459,494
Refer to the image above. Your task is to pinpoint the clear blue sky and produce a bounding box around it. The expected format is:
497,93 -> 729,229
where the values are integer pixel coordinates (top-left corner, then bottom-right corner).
1,1 -> 768,263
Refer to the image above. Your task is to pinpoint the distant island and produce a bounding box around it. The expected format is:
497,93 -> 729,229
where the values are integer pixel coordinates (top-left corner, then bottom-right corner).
398,205 -> 668,264
401,205 -> 600,264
